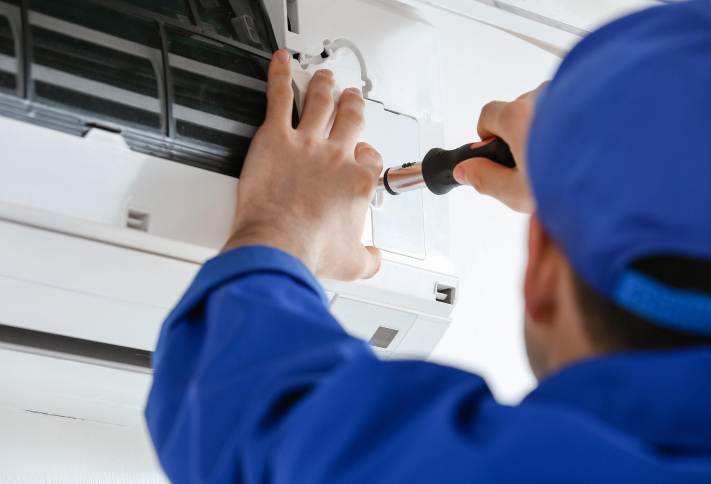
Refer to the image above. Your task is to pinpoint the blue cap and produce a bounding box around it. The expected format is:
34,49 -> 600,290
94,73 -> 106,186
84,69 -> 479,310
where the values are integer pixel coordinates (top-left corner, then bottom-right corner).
528,0 -> 711,336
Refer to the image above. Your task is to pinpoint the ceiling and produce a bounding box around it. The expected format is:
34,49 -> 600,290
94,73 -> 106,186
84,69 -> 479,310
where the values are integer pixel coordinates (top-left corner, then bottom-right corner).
475,0 -> 667,32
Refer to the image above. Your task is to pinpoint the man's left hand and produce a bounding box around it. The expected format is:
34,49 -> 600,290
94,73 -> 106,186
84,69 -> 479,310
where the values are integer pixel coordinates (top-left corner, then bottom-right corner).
223,50 -> 383,281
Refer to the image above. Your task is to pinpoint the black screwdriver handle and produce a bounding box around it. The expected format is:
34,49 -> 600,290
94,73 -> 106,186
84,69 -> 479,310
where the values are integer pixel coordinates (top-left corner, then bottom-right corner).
421,137 -> 516,195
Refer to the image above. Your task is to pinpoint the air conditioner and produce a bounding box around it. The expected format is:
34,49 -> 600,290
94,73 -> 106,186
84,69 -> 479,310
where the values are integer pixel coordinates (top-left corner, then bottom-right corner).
0,0 -> 457,428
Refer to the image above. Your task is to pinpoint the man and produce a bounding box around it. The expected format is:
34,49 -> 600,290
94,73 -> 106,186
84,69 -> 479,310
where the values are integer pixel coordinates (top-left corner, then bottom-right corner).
146,1 -> 711,482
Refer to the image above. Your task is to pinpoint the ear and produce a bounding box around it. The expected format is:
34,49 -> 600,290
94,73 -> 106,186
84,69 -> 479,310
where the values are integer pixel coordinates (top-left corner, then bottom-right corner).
524,215 -> 560,325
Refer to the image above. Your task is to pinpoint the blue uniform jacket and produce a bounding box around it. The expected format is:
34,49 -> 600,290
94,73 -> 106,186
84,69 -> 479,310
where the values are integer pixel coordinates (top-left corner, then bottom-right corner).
146,246 -> 711,483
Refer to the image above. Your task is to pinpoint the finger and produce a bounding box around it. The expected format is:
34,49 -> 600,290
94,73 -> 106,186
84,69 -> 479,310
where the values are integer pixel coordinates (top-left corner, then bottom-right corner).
329,88 -> 366,146
317,245 -> 381,281
298,70 -> 336,136
454,157 -> 534,212
265,50 -> 294,128
453,157 -> 518,197
536,81 -> 550,95
340,245 -> 381,281
354,142 -> 383,176
477,100 -> 532,160
476,101 -> 507,140
517,81 -> 549,101
360,246 -> 382,279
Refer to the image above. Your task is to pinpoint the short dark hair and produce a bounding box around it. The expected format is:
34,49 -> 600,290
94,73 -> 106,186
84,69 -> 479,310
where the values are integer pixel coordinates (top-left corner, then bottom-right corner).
573,256 -> 711,352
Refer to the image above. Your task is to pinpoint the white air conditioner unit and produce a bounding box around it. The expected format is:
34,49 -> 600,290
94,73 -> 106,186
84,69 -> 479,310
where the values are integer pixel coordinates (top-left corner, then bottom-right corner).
0,0 -> 457,428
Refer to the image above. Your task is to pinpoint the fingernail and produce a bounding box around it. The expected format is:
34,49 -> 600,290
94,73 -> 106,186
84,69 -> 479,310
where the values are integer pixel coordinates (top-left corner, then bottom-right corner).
346,87 -> 363,97
276,50 -> 289,62
453,165 -> 467,184
319,69 -> 334,78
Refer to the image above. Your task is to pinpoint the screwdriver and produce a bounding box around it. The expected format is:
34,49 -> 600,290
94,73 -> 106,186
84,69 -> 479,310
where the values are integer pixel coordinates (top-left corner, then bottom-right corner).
377,137 -> 516,196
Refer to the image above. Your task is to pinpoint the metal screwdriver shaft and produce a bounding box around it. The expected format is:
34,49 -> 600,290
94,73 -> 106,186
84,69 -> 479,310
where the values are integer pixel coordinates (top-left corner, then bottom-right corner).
378,137 -> 516,196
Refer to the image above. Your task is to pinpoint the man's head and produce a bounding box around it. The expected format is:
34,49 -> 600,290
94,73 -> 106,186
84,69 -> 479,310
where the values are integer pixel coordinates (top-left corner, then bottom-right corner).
523,216 -> 711,379
522,0 -> 711,379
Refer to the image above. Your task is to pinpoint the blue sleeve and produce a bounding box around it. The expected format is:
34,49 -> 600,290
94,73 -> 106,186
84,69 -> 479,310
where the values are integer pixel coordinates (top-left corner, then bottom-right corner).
145,246 -> 497,484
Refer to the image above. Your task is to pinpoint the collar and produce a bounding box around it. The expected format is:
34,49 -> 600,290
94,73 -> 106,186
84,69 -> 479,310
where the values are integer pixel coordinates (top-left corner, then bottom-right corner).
526,346 -> 711,456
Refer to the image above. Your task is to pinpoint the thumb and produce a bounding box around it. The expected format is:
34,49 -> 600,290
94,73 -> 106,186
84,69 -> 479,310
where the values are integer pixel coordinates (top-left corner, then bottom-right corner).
319,245 -> 381,281
453,157 -> 516,197
360,246 -> 382,280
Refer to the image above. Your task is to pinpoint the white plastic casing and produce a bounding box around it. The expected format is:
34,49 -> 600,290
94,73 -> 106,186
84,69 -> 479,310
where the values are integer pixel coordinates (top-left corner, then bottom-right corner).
0,0 -> 458,428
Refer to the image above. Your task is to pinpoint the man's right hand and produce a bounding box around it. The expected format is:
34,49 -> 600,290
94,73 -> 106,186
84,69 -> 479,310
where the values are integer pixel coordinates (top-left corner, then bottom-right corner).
452,83 -> 547,214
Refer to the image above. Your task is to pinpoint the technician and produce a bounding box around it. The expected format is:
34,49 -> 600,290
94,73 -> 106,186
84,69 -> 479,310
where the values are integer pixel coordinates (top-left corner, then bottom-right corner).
146,1 -> 711,482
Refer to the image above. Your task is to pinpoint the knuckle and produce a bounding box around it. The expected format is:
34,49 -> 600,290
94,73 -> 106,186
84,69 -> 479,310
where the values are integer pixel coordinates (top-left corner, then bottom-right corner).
269,67 -> 291,79
302,135 -> 321,150
339,108 -> 365,131
344,89 -> 365,105
505,100 -> 530,119
310,91 -> 333,111
355,143 -> 383,169
355,141 -> 372,152
480,101 -> 498,117
268,68 -> 291,81
499,103 -> 514,123
355,169 -> 376,196
371,150 -> 383,169
478,102 -> 499,132
342,94 -> 365,111
369,150 -> 383,170
356,141 -> 375,155
310,74 -> 335,91
268,84 -> 293,100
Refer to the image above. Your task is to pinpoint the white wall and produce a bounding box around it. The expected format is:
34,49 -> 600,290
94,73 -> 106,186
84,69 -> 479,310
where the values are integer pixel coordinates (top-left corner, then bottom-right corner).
422,3 -> 563,403
0,406 -> 167,483
501,0 -> 658,31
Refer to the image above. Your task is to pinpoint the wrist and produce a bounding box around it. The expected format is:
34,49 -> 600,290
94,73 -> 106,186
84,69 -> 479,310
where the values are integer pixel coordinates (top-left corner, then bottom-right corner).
222,218 -> 319,273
